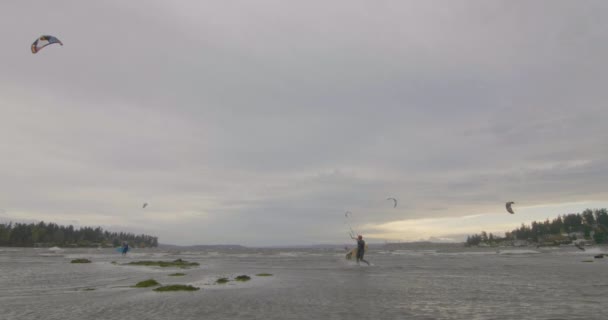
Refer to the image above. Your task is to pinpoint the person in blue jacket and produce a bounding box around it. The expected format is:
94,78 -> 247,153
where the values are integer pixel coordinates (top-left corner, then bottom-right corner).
121,242 -> 129,256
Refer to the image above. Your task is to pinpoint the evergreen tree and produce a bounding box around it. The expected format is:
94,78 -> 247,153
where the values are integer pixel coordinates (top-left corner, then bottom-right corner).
0,221 -> 158,248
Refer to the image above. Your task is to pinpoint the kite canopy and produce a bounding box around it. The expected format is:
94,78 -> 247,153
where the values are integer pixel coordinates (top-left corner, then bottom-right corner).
31,35 -> 63,54
142,203 -> 148,209
505,201 -> 515,214
387,197 -> 398,208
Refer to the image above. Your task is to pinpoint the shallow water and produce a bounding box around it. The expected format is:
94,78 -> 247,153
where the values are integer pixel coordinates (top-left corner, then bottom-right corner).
1,246 -> 607,320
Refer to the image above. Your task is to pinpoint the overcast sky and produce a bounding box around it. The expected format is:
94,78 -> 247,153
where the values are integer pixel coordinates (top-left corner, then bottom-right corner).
1,1 -> 607,246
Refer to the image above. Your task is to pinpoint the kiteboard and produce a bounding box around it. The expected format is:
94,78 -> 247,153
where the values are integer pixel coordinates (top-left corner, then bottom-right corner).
345,244 -> 368,260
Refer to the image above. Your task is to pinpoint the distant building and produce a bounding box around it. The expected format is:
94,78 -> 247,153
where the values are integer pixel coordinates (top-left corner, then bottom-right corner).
568,232 -> 585,240
574,239 -> 594,246
512,240 -> 528,247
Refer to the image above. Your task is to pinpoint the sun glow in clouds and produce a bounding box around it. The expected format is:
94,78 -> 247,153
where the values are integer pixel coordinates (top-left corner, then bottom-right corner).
363,201 -> 608,242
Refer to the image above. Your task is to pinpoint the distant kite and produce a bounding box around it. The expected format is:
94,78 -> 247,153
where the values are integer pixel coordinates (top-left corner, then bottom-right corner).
142,203 -> 148,209
344,211 -> 351,218
505,202 -> 515,214
387,197 -> 398,208
31,35 -> 63,54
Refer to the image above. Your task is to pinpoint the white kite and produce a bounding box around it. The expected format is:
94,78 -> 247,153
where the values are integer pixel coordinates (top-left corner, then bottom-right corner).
31,35 -> 63,54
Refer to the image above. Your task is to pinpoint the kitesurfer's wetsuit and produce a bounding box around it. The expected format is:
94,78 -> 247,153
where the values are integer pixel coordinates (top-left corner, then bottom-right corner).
356,239 -> 370,265
122,244 -> 129,255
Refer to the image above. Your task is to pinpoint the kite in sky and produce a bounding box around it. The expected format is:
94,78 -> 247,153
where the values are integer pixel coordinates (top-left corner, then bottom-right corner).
505,201 -> 515,214
31,35 -> 63,54
386,197 -> 398,208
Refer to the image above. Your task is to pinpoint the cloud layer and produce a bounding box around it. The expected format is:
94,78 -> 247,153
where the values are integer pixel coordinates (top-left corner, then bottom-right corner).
1,1 -> 607,245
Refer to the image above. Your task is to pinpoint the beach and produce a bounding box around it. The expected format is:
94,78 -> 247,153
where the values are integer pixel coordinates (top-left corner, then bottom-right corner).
1,245 -> 607,320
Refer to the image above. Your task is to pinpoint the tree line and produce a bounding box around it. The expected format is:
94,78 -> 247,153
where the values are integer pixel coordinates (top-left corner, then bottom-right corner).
0,221 -> 158,248
466,208 -> 608,246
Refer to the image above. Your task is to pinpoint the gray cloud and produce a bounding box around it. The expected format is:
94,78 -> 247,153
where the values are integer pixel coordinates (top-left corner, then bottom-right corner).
1,1 -> 608,245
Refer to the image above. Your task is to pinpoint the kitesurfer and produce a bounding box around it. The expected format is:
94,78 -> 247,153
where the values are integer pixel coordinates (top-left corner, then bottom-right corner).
351,235 -> 370,265
122,242 -> 129,256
